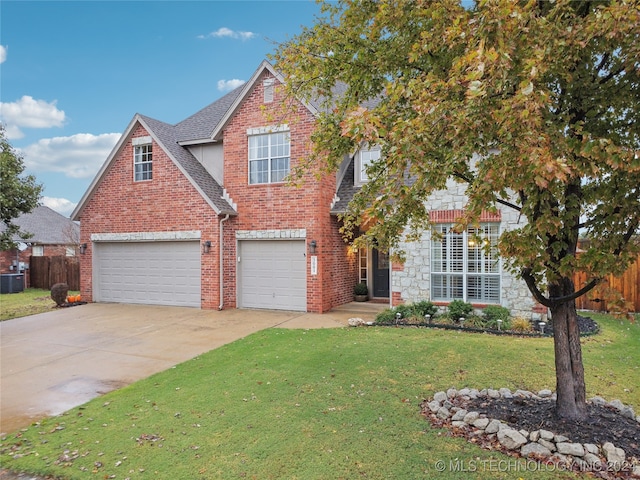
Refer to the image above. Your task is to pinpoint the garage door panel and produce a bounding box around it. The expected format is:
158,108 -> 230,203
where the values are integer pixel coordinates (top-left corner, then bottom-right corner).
94,241 -> 201,307
238,240 -> 306,311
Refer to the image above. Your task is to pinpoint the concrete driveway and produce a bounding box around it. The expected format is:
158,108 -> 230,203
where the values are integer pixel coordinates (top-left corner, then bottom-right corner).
0,302 -> 384,434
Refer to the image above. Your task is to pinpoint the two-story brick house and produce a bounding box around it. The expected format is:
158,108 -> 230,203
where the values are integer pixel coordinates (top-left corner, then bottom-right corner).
72,60 -> 537,317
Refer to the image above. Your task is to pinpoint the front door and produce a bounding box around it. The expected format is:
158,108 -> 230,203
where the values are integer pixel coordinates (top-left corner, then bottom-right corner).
372,249 -> 390,298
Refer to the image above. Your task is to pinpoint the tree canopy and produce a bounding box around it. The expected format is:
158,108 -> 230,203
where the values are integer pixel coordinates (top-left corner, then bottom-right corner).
0,126 -> 43,250
274,0 -> 640,420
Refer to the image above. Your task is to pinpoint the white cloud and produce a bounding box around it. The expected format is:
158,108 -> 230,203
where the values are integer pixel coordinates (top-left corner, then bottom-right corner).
41,197 -> 77,217
217,79 -> 246,92
0,96 -> 66,139
198,27 -> 256,41
21,132 -> 121,179
0,45 -> 7,64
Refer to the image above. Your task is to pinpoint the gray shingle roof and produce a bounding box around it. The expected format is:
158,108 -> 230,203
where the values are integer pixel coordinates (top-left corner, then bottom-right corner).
2,206 -> 80,244
138,114 -> 236,215
175,86 -> 244,143
331,156 -> 359,214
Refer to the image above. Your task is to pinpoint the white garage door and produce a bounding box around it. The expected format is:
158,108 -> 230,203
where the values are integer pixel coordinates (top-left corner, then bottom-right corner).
238,240 -> 306,311
93,241 -> 201,307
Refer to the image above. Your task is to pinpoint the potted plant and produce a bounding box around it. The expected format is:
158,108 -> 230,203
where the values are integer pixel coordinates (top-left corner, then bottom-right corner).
354,282 -> 369,302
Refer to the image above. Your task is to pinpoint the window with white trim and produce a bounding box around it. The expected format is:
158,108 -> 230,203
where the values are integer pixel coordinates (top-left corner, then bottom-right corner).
248,131 -> 290,184
358,146 -> 381,183
431,223 -> 500,303
32,245 -> 44,257
134,144 -> 153,181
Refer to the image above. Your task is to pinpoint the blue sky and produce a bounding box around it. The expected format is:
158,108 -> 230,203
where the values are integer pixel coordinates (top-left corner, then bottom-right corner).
0,0 -> 323,216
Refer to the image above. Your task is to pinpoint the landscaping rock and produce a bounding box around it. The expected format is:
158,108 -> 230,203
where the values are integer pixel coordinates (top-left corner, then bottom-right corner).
538,389 -> 553,398
487,389 -> 500,399
554,434 -> 570,443
521,442 -> 552,457
463,411 -> 479,424
427,400 -> 440,413
348,317 -> 364,327
530,430 -> 540,442
602,441 -> 625,468
473,418 -> 489,429
556,442 -> 585,457
433,391 -> 447,403
583,443 -> 599,455
539,429 -> 555,441
451,409 -> 467,422
485,419 -> 501,434
537,439 -> 556,452
436,407 -> 450,420
498,387 -> 512,398
497,428 -> 528,450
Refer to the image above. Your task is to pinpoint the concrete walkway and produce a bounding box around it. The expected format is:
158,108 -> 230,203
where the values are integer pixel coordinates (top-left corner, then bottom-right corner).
0,302 -> 385,434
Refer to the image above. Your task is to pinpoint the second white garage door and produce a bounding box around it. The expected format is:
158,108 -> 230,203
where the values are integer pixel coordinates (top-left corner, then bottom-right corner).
238,240 -> 307,311
93,241 -> 201,307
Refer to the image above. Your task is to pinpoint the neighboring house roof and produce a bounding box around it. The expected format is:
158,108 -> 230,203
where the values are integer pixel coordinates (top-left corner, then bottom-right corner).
1,206 -> 79,244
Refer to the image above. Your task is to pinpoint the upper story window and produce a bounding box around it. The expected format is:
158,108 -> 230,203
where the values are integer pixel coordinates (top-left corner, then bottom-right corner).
358,145 -> 381,184
431,223 -> 501,304
248,129 -> 290,184
133,136 -> 153,182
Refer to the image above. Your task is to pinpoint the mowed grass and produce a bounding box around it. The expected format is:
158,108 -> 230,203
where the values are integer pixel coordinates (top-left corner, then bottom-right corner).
1,313 -> 638,480
0,288 -> 80,321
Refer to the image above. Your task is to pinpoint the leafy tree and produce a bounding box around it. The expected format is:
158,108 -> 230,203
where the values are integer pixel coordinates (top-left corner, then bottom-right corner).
0,126 -> 43,250
273,0 -> 640,420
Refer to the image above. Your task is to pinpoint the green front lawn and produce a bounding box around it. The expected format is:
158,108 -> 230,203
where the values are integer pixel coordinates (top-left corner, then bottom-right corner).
1,313 -> 638,479
0,288 -> 79,322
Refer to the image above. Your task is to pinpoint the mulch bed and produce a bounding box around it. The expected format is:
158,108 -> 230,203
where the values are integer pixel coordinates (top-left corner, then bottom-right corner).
465,396 -> 640,460
426,394 -> 640,479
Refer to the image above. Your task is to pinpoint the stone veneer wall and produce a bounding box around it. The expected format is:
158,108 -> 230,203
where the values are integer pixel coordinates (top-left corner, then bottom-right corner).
392,179 -> 537,319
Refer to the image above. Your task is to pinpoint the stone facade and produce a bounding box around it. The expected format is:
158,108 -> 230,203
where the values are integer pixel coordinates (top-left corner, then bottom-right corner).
392,179 -> 537,319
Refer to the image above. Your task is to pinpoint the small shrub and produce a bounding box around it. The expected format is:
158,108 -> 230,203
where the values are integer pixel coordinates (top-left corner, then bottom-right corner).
447,300 -> 473,321
411,300 -> 438,318
50,283 -> 69,307
482,305 -> 510,322
354,282 -> 368,295
393,304 -> 414,321
375,308 -> 397,324
462,314 -> 484,328
510,317 -> 533,333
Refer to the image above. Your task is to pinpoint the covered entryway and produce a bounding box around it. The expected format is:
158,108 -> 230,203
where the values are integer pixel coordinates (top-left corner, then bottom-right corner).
93,241 -> 201,307
237,240 -> 306,311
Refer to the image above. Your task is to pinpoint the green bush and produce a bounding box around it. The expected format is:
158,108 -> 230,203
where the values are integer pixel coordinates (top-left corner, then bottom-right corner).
481,305 -> 511,329
375,308 -> 397,324
411,300 -> 438,318
447,300 -> 474,320
354,282 -> 368,295
393,304 -> 414,321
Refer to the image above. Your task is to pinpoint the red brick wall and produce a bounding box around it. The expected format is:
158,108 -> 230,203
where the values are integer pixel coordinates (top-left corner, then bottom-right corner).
78,123 -> 220,308
222,71 -> 353,313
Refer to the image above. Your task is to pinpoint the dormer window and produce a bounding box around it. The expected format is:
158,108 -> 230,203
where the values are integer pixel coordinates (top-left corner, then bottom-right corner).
133,136 -> 153,182
357,145 -> 381,184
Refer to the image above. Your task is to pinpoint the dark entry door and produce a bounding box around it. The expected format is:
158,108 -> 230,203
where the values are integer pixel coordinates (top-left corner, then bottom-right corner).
372,249 -> 390,298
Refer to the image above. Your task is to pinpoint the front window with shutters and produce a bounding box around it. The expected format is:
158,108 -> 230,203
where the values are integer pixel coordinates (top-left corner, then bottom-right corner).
248,131 -> 290,184
431,223 -> 500,303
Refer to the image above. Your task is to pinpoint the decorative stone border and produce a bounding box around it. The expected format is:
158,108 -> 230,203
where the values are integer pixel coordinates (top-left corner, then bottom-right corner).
421,387 -> 640,478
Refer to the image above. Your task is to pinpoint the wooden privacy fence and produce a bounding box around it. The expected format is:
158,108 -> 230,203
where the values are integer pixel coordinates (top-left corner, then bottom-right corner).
30,256 -> 80,291
573,256 -> 640,313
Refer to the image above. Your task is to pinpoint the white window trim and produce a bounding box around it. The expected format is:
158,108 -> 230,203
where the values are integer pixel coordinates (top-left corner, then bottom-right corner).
356,145 -> 381,186
430,223 -> 501,304
247,128 -> 291,185
133,143 -> 153,182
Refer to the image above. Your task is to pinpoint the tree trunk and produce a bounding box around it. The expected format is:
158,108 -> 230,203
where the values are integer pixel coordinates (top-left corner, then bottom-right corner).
549,277 -> 587,420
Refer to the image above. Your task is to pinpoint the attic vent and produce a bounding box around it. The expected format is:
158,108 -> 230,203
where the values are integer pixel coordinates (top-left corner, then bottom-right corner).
263,78 -> 275,103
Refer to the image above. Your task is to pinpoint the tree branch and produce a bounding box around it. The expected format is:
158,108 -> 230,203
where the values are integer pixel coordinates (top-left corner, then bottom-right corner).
521,268 -> 601,308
